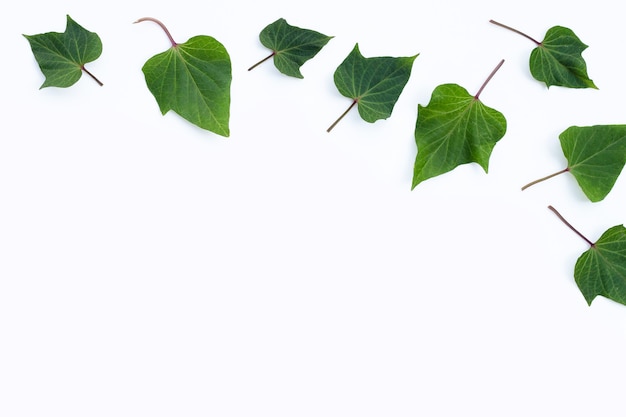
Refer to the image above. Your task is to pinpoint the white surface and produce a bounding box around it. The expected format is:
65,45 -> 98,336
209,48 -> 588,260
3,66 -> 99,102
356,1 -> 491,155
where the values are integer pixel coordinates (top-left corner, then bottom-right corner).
2,0 -> 626,415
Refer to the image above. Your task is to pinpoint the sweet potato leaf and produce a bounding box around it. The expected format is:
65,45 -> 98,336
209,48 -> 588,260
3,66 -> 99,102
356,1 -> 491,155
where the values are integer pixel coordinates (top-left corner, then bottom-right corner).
490,20 -> 596,89
248,18 -> 332,78
134,17 -> 231,137
327,44 -> 418,132
522,125 -> 626,202
411,60 -> 507,189
549,206 -> 626,306
23,15 -> 103,88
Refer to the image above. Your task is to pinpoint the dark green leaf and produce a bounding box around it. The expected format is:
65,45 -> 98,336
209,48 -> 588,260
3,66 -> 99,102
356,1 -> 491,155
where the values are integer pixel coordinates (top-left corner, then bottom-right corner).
576,225 -> 626,306
490,20 -> 596,89
549,206 -> 626,306
249,18 -> 332,78
412,61 -> 507,189
522,125 -> 626,202
136,17 -> 232,137
531,26 -> 597,89
327,44 -> 417,132
23,15 -> 103,88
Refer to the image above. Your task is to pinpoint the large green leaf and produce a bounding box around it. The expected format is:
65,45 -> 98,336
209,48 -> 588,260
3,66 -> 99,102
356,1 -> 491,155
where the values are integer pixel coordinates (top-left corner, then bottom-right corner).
136,17 -> 231,137
522,125 -> 626,202
412,61 -> 507,189
327,44 -> 417,132
248,18 -> 332,78
23,15 -> 103,88
490,20 -> 596,89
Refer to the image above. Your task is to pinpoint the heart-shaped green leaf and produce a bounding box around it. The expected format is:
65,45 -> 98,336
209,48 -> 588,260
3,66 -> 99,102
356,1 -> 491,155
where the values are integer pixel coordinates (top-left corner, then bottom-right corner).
490,20 -> 596,89
522,125 -> 626,202
136,17 -> 231,137
549,206 -> 626,306
248,18 -> 332,78
412,61 -> 507,189
576,225 -> 626,306
327,44 -> 418,132
23,15 -> 103,88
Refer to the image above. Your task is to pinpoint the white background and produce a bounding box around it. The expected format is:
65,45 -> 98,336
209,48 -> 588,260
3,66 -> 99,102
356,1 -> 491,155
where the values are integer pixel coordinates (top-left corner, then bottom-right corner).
2,0 -> 626,415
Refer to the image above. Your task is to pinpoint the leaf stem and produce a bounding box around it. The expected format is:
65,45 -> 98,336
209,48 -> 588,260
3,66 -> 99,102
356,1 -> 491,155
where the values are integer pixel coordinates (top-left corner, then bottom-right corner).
489,19 -> 541,45
134,17 -> 177,47
248,52 -> 276,71
521,168 -> 569,191
327,100 -> 358,133
81,65 -> 103,86
548,205 -> 594,247
474,59 -> 505,100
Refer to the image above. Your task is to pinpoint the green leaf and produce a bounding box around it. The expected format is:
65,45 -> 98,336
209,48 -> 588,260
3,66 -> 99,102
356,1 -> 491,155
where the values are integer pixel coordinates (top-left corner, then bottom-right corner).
576,225 -> 626,306
23,15 -> 103,88
135,17 -> 232,137
411,61 -> 507,189
531,26 -> 597,89
248,18 -> 332,78
549,206 -> 626,307
522,125 -> 626,202
327,44 -> 418,132
490,20 -> 596,89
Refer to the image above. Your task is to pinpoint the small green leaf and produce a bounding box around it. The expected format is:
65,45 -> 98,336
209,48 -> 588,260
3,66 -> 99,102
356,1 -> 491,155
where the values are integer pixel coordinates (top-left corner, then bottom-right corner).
412,60 -> 507,189
490,20 -> 596,89
135,17 -> 232,137
531,26 -> 597,89
549,206 -> 626,307
327,44 -> 418,132
248,18 -> 333,78
576,225 -> 626,306
522,125 -> 626,202
23,15 -> 103,88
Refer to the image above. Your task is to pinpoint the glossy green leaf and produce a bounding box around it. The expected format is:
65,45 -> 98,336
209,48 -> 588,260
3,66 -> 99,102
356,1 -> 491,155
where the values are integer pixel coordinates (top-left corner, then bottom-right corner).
549,206 -> 626,307
522,125 -> 626,202
490,20 -> 596,89
327,44 -> 418,132
412,61 -> 507,189
23,15 -> 103,88
248,18 -> 332,78
136,17 -> 231,137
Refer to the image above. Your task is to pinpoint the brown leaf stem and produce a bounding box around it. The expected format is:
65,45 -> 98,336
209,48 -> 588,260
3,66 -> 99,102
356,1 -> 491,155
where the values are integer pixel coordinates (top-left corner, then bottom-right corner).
248,52 -> 276,71
548,205 -> 594,247
327,100 -> 358,133
489,20 -> 542,45
134,17 -> 178,47
81,65 -> 103,86
474,59 -> 505,100
521,168 -> 569,191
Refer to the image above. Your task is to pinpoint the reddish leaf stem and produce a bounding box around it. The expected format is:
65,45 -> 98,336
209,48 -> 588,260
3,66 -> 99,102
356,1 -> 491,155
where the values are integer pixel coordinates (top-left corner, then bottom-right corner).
474,59 -> 505,100
489,20 -> 541,45
248,52 -> 276,71
521,168 -> 569,191
548,205 -> 594,247
327,100 -> 358,133
134,17 -> 178,47
81,65 -> 103,86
